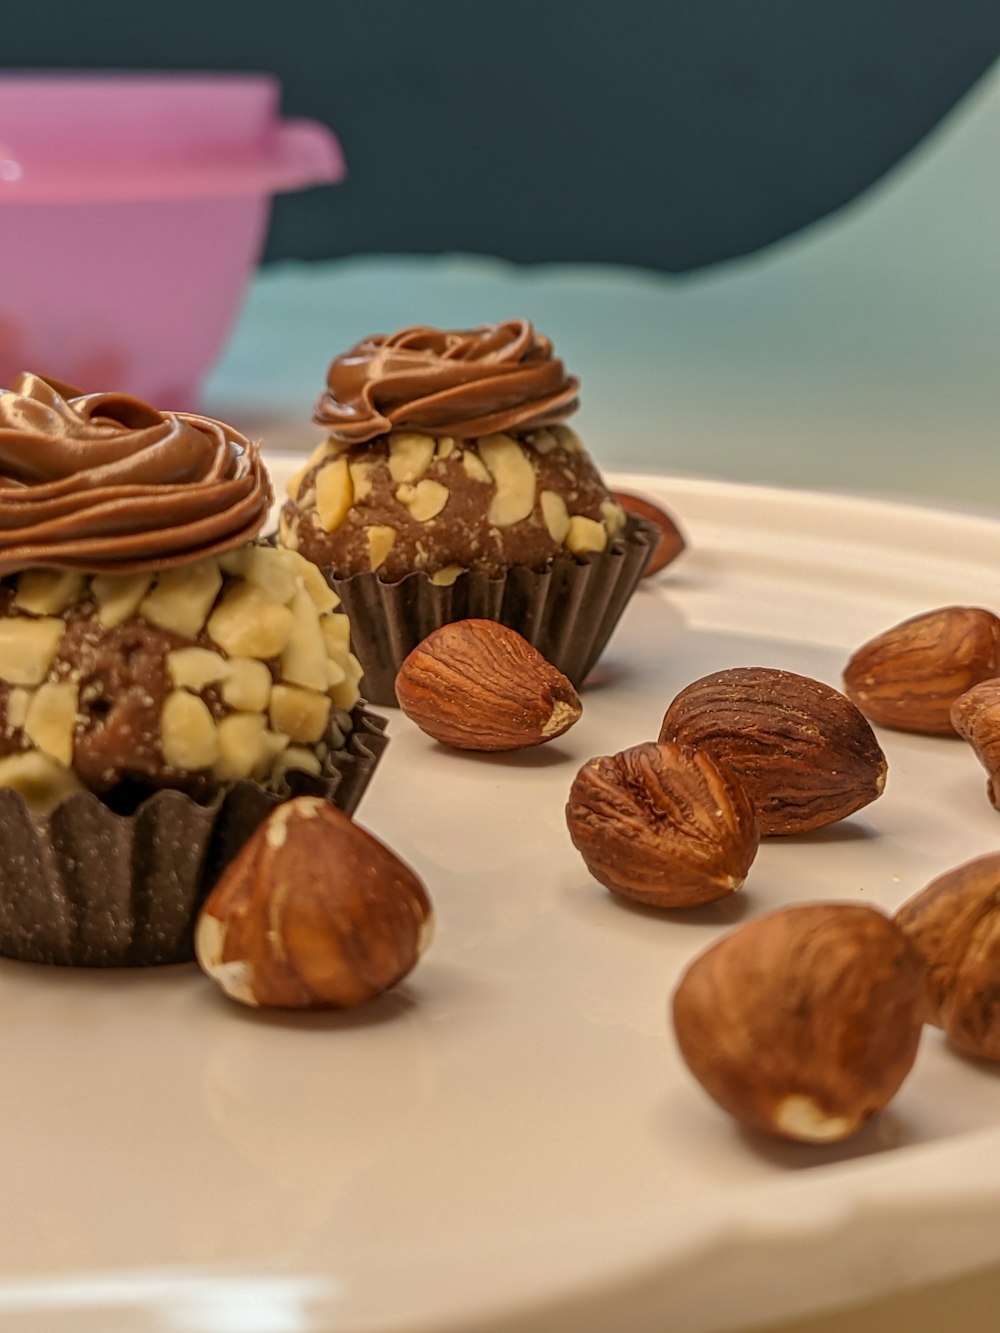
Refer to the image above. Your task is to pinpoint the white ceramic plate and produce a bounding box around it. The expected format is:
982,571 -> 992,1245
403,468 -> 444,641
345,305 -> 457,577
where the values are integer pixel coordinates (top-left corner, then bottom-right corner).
4,467 -> 1000,1333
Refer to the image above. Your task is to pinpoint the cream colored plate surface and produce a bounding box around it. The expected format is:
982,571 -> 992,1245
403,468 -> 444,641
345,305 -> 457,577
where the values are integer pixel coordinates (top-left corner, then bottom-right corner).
4,466 -> 1000,1333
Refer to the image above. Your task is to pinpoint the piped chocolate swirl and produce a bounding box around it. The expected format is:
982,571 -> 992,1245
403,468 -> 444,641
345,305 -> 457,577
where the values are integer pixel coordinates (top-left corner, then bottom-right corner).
0,373 -> 272,574
314,320 -> 580,443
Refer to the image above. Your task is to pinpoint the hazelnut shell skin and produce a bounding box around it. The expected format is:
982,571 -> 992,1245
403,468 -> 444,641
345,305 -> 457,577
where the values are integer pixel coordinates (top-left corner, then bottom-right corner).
610,491 -> 685,575
659,666 -> 887,836
566,740 -> 759,908
396,618 -> 581,751
950,680 -> 1000,811
196,797 -> 433,1009
672,903 -> 926,1142
843,605 -> 1000,736
895,852 -> 1000,1061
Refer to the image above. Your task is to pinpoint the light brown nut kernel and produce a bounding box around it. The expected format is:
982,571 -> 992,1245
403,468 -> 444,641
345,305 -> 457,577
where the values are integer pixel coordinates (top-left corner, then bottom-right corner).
366,525 -> 397,572
292,554 -> 339,614
213,713 -> 270,782
659,666 -> 887,836
349,458 -> 375,502
478,433 -> 537,526
461,450 -> 492,484
843,606 -> 1000,735
429,565 -> 464,587
599,498 -> 627,539
565,515 -> 607,556
140,560 -> 223,638
220,546 -> 300,605
7,687 -> 31,730
320,612 -> 352,661
387,432 -> 436,484
91,571 -> 154,628
221,658 -> 274,713
611,491 -> 686,575
207,584 -> 295,660
396,478 -> 449,522
329,664 -> 363,712
280,589 -> 330,693
195,797 -> 434,1008
272,744 -> 321,779
161,690 -> 220,770
287,439 -> 339,502
167,647 -> 230,692
269,683 -> 332,743
315,457 -> 354,533
23,681 -> 78,766
566,741 -> 758,907
14,570 -> 85,616
396,619 -> 581,751
278,511 -> 301,552
896,852 -> 1000,1061
0,618 -> 65,686
672,904 -> 925,1142
540,490 -> 571,543
0,751 -> 83,811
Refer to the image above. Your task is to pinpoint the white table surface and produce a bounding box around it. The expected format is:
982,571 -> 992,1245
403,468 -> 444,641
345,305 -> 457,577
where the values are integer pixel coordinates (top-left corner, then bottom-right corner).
196,64 -> 1000,1333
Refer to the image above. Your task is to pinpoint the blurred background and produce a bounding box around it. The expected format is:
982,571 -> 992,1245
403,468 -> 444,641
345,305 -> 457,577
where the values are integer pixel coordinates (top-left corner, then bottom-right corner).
6,0 -> 1000,270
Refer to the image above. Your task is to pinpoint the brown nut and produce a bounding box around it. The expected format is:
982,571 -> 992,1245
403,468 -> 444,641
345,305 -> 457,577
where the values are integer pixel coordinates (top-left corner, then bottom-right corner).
396,618 -> 581,751
195,797 -> 434,1009
672,903 -> 926,1142
565,740 -> 759,907
843,606 -> 1000,735
951,679 -> 1000,810
895,852 -> 1000,1060
658,666 -> 887,836
611,491 -> 686,575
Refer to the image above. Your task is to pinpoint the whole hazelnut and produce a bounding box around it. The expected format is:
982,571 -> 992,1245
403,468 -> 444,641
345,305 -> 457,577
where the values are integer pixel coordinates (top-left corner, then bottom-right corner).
671,903 -> 925,1142
396,618 -> 582,751
566,740 -> 759,908
195,797 -> 434,1008
610,491 -> 686,575
950,680 -> 1000,810
659,666 -> 887,836
895,852 -> 1000,1061
843,605 -> 1000,735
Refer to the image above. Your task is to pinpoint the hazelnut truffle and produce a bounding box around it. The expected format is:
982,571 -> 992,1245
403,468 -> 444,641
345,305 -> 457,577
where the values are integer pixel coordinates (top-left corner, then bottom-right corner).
279,322 -> 627,581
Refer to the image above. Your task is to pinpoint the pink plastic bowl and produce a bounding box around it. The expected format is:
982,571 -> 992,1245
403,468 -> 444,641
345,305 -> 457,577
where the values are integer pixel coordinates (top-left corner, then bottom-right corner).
0,73 -> 344,407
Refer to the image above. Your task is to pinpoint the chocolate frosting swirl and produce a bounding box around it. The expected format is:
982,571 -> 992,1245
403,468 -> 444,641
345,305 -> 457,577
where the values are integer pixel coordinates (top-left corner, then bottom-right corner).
315,320 -> 580,442
0,373 -> 272,575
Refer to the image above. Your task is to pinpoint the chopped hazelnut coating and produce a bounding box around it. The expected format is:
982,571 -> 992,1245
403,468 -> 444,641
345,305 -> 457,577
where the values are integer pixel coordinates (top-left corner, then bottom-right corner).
0,545 -> 365,808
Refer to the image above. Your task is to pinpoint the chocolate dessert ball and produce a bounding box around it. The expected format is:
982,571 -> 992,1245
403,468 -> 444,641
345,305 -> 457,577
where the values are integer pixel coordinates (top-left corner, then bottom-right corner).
279,322 -> 627,581
0,374 -> 364,811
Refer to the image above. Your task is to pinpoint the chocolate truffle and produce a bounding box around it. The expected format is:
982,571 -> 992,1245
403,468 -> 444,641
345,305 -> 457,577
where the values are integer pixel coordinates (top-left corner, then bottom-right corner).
0,374 -> 365,811
0,374 -> 385,967
279,321 -> 627,581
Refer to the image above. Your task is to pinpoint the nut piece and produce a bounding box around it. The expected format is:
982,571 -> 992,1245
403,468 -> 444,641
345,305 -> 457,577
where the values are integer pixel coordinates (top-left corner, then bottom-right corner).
395,619 -> 581,751
91,571 -> 154,628
895,852 -> 1000,1060
140,560 -> 222,638
564,515 -> 607,556
195,796 -> 434,1008
396,478 -> 450,522
611,491 -> 686,575
14,570 -> 85,615
672,903 -> 925,1142
207,584 -> 295,660
951,680 -> 1000,809
843,606 -> 1000,735
161,690 -> 220,770
567,741 -> 759,906
23,682 -> 78,766
478,433 -> 537,526
0,618 -> 65,686
315,457 -> 354,533
659,667 -> 887,836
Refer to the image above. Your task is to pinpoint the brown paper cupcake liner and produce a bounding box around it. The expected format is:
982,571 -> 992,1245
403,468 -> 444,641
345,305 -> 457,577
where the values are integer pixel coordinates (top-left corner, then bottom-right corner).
0,706 -> 388,969
324,515 -> 658,706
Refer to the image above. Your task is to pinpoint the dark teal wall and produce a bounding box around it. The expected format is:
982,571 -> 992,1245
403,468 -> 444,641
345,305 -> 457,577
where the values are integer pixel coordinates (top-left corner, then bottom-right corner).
5,0 -> 999,270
